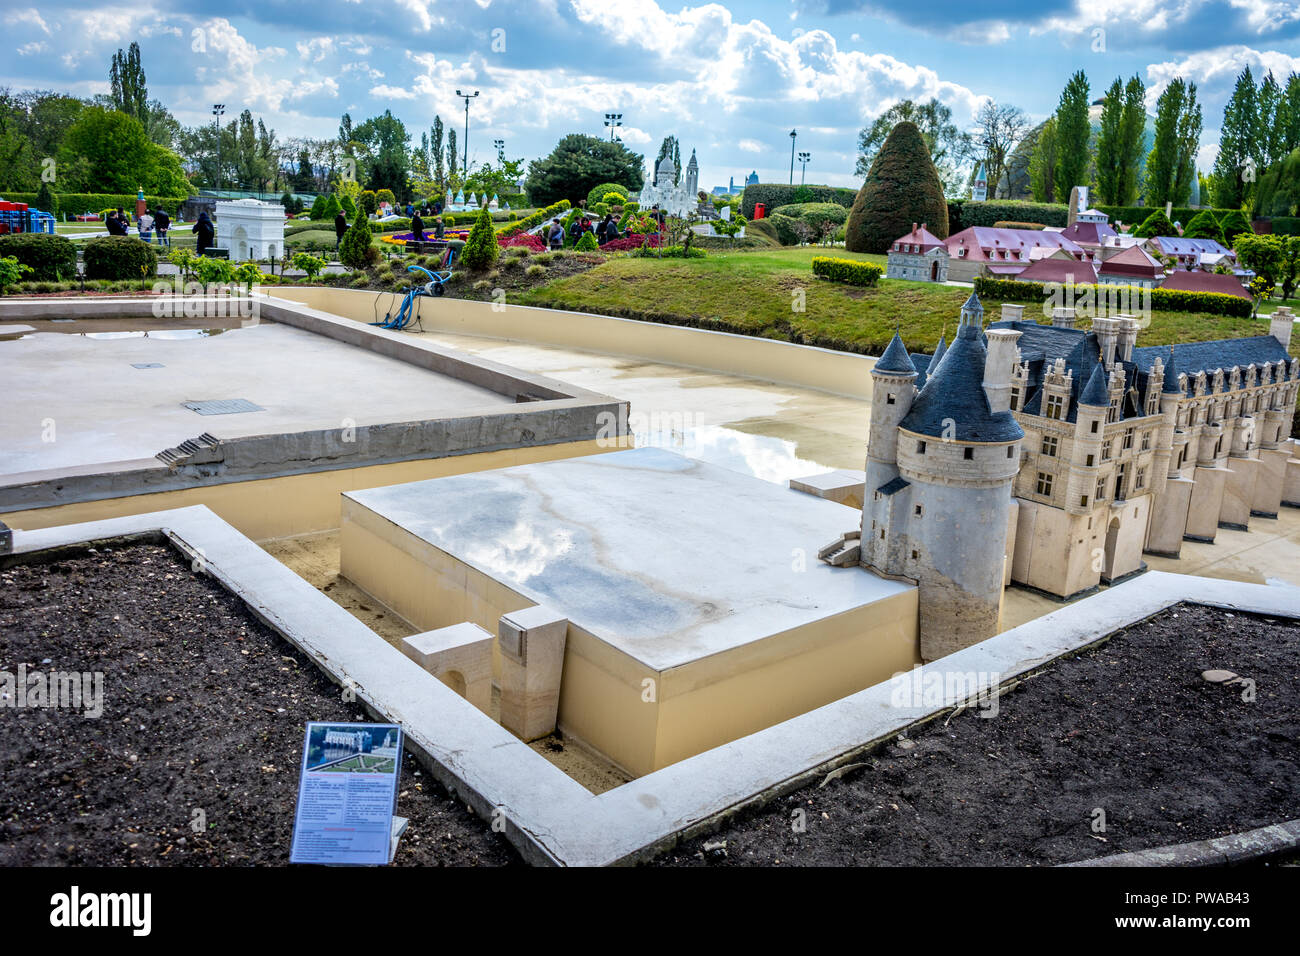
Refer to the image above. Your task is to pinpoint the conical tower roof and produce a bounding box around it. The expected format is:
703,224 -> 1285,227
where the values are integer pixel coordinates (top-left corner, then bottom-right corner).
875,331 -> 916,374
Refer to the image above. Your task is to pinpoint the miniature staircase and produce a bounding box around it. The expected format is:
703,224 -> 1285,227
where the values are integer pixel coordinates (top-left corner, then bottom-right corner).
156,432 -> 221,467
818,531 -> 861,567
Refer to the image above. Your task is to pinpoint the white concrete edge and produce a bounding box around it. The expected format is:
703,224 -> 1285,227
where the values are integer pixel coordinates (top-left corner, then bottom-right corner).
10,510 -> 1300,866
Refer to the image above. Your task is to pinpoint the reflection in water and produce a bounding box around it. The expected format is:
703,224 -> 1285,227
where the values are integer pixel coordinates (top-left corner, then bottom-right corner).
634,423 -> 827,486
82,328 -> 229,340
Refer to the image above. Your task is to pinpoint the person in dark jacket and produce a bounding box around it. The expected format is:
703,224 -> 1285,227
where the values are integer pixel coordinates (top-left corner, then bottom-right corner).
334,210 -> 349,252
603,215 -> 620,243
192,212 -> 215,255
433,217 -> 445,240
410,211 -> 425,243
154,208 -> 171,247
547,218 -> 564,250
105,212 -> 124,236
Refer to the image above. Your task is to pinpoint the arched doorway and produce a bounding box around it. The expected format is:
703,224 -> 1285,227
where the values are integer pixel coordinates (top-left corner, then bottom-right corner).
930,259 -> 939,281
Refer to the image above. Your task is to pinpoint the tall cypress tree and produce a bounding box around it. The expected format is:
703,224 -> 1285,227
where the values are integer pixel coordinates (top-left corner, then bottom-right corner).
1172,82 -> 1202,206
1283,73 -> 1300,158
1212,67 -> 1258,208
109,42 -> 149,125
1117,75 -> 1147,205
1053,70 -> 1091,198
1257,72 -> 1282,167
1029,117 -> 1058,203
1094,78 -> 1125,204
431,117 -> 445,192
1146,78 -> 1196,206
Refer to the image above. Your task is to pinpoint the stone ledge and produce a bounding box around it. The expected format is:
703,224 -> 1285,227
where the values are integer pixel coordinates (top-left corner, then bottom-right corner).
1063,819 -> 1300,867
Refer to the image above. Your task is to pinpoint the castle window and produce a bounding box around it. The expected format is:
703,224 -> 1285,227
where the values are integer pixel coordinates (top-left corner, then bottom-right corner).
1101,440 -> 1112,461
1135,467 -> 1146,490
914,504 -> 923,516
911,549 -> 919,560
1010,386 -> 1020,410
1090,420 -> 1099,433
1086,454 -> 1094,466
1080,495 -> 1089,507
1007,445 -> 1016,458
1036,472 -> 1053,496
917,440 -> 927,454
1122,430 -> 1134,451
1046,394 -> 1064,420
964,447 -> 974,460
1140,431 -> 1151,451
1096,476 -> 1107,500
886,393 -> 896,405
880,529 -> 886,540
1041,436 -> 1058,457
1107,399 -> 1119,423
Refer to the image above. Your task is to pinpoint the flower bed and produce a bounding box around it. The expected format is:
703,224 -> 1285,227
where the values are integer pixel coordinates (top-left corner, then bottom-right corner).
381,230 -> 470,246
599,234 -> 661,251
499,233 -> 546,252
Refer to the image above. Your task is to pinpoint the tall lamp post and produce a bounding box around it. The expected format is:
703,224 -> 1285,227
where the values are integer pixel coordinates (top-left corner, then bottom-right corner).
797,150 -> 811,185
604,112 -> 623,141
455,89 -> 479,179
212,104 -> 226,193
788,129 -> 797,185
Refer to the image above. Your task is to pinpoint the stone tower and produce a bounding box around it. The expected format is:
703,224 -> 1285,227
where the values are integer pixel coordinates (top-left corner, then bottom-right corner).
686,149 -> 699,198
849,293 -> 1024,661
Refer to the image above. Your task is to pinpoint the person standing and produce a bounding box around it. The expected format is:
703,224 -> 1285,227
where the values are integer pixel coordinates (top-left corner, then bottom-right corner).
193,211 -> 215,256
137,210 -> 154,243
433,217 -> 445,240
154,208 -> 171,248
410,210 -> 425,244
334,209 -> 349,254
547,218 -> 564,250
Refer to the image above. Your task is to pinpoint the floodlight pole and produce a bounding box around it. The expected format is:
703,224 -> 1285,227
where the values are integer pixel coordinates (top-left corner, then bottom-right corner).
456,89 -> 479,178
213,104 -> 226,192
798,151 -> 811,185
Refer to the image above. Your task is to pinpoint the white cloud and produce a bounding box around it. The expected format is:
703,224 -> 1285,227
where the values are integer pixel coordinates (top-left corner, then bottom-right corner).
297,37 -> 336,62
18,41 -> 48,55
738,138 -> 764,152
1146,44 -> 1300,101
5,9 -> 50,34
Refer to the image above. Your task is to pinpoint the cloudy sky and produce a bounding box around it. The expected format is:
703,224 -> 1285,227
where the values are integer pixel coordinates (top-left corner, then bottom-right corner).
5,0 -> 1299,187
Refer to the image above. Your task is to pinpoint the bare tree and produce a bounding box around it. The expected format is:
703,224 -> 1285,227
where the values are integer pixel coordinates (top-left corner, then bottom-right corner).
972,101 -> 1031,199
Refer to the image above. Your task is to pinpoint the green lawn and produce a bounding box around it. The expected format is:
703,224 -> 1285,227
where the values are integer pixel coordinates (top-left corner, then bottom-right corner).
514,247 -> 1276,355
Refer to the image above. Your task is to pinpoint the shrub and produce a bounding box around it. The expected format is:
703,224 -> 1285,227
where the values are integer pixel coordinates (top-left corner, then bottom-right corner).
631,244 -> 705,258
1272,216 -> 1300,236
740,183 -> 856,219
0,191 -> 188,217
472,278 -> 493,292
771,202 -> 849,232
948,201 -> 1067,232
376,189 -> 397,209
846,122 -> 949,253
0,233 -> 77,280
0,255 -> 33,292
526,264 -> 547,280
338,210 -> 374,269
1182,209 -> 1225,243
82,236 -> 158,280
321,194 -> 342,220
194,257 -> 236,286
993,220 -> 1047,231
359,190 -> 378,215
309,195 -> 326,219
586,182 -> 630,207
760,213 -> 802,246
574,231 -> 600,252
1219,209 -> 1253,246
462,207 -> 501,271
291,252 -> 327,280
811,256 -> 884,286
36,182 -> 58,216
973,276 -> 1252,318
349,275 -> 371,288
1133,209 -> 1176,238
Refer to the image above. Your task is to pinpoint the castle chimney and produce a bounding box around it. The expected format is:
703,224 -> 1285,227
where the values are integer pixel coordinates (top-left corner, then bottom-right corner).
911,222 -> 918,234
1001,303 -> 1025,323
1051,307 -> 1076,329
1271,306 -> 1294,350
983,329 -> 1022,414
1116,313 -> 1139,362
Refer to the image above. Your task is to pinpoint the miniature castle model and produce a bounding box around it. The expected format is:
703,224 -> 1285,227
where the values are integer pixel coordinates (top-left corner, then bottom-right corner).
886,223 -> 949,282
821,295 -> 1299,661
213,198 -> 285,262
822,293 -> 1024,660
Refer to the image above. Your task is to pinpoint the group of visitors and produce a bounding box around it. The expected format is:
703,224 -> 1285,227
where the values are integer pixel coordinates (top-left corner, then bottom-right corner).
407,211 -> 446,244
104,207 -> 172,246
545,213 -> 621,250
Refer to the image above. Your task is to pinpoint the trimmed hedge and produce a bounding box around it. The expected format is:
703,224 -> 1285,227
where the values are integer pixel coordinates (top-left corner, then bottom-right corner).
3,191 -> 189,216
1095,205 -> 1235,229
496,199 -> 572,237
1272,217 -> 1300,236
973,276 -> 1252,318
947,200 -> 1067,232
812,256 -> 884,287
993,221 -> 1047,230
740,184 -> 857,219
0,233 -> 77,280
82,236 -> 159,279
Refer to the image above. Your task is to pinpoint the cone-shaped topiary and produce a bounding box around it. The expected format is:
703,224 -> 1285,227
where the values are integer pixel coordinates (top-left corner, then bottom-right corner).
1218,209 -> 1252,246
845,121 -> 948,254
575,230 -> 599,251
1182,209 -> 1224,243
461,206 -> 500,271
337,209 -> 374,269
1133,209 -> 1176,238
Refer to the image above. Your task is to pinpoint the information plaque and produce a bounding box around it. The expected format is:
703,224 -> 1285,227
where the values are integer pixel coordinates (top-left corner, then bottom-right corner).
290,722 -> 404,866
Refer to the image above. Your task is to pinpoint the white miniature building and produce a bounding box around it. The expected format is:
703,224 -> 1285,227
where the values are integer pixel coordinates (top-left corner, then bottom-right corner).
214,199 -> 285,262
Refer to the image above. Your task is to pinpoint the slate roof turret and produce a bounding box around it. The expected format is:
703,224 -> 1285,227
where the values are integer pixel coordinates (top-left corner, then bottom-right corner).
874,331 -> 917,374
899,323 -> 1024,442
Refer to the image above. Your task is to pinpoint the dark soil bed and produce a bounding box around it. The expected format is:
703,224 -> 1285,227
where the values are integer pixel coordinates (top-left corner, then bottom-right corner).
0,543 -> 520,866
655,603 -> 1300,866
